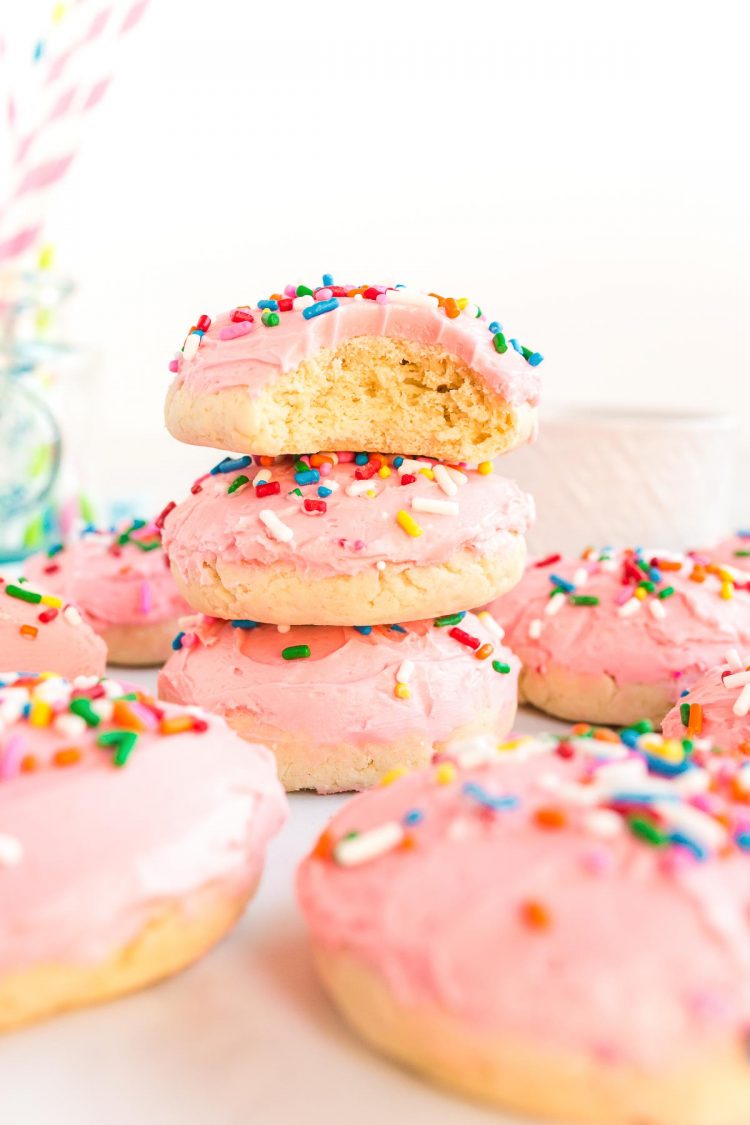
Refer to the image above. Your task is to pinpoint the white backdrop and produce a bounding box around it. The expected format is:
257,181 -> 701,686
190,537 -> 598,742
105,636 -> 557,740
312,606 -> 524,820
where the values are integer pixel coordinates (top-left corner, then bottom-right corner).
12,0 -> 750,510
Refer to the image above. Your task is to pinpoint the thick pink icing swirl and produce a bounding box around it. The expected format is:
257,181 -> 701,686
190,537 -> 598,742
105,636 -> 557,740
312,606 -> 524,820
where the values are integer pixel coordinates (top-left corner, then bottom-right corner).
169,287 -> 541,406
158,612 -> 519,746
489,548 -> 750,695
0,673 -> 286,973
0,578 -> 106,678
162,455 -> 533,581
25,524 -> 191,629
298,729 -> 750,1069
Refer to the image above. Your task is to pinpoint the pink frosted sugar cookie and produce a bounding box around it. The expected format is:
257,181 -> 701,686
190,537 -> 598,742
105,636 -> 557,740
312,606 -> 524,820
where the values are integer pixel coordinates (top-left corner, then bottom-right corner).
0,672 -> 286,1031
158,610 -> 519,793
25,519 -> 191,667
662,648 -> 750,752
489,547 -> 750,727
0,577 -> 106,679
161,452 -> 533,626
298,727 -> 750,1125
164,279 -> 542,463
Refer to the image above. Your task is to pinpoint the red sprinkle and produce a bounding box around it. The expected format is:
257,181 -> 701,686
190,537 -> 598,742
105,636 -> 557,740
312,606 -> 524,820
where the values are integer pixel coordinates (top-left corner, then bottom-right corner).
363,286 -> 380,300
191,481 -> 203,494
155,500 -> 176,529
303,499 -> 327,514
355,461 -> 379,480
278,298 -> 294,312
196,314 -> 212,332
43,563 -> 61,574
534,553 -> 561,568
449,626 -> 481,651
556,741 -> 575,759
230,306 -> 254,323
37,608 -> 58,624
256,481 -> 281,498
400,473 -> 416,486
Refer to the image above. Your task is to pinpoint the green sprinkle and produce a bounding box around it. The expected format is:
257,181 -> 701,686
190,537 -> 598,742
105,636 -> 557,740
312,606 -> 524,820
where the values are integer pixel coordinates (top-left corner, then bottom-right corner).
288,487 -> 302,498
282,644 -> 311,661
628,815 -> 668,847
97,729 -> 138,767
658,586 -> 675,599
568,595 -> 600,606
131,538 -> 161,552
261,310 -> 280,327
294,459 -> 308,472
631,719 -> 653,734
434,612 -> 466,627
681,739 -> 694,754
69,698 -> 101,726
680,702 -> 691,727
79,494 -> 96,524
492,331 -> 507,354
636,559 -> 651,574
227,474 -> 249,495
735,550 -> 750,558
116,692 -> 138,701
5,584 -> 41,604
638,580 -> 655,593
296,285 -> 314,297
492,660 -> 511,674
47,543 -> 63,557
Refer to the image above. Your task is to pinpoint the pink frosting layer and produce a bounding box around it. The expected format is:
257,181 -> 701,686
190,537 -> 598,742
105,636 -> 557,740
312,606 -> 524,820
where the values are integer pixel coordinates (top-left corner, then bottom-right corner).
169,288 -> 541,407
158,612 -> 519,747
25,524 -> 191,629
0,673 -> 286,973
298,730 -> 750,1070
490,548 -> 750,698
162,455 -> 533,583
662,655 -> 750,751
0,578 -> 106,679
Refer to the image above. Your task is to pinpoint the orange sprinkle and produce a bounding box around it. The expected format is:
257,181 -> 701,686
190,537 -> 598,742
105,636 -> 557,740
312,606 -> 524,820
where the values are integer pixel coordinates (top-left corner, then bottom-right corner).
53,747 -> 82,768
159,715 -> 194,736
570,723 -> 591,736
20,754 -> 39,773
654,558 -> 683,571
520,900 -> 552,930
113,700 -> 147,731
394,683 -> 411,701
443,297 -> 460,319
258,455 -> 275,467
428,291 -> 446,307
474,643 -> 494,661
19,624 -> 38,639
534,807 -> 567,829
310,454 -> 334,468
689,565 -> 706,583
399,832 -> 417,852
592,727 -> 621,743
312,828 -> 335,860
687,703 -> 703,738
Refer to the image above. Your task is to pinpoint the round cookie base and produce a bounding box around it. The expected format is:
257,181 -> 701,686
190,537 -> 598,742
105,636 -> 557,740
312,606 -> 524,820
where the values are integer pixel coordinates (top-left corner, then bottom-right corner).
0,878 -> 256,1033
165,335 -> 537,464
159,702 -> 517,794
311,946 -> 750,1125
518,664 -> 676,728
170,538 -> 527,627
99,619 -> 182,667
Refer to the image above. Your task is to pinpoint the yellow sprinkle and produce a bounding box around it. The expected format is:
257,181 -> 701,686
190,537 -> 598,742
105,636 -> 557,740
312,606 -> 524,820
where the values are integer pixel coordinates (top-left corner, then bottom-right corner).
419,467 -> 435,480
51,4 -> 67,23
498,738 -> 524,752
396,510 -> 423,537
380,766 -> 408,786
378,465 -> 391,478
366,489 -> 376,499
634,587 -> 648,601
457,297 -> 469,309
29,700 -> 52,727
435,762 -> 456,785
38,244 -> 55,269
721,581 -> 734,600
477,461 -> 493,475
659,738 -> 685,763
394,683 -> 411,700
40,594 -> 62,608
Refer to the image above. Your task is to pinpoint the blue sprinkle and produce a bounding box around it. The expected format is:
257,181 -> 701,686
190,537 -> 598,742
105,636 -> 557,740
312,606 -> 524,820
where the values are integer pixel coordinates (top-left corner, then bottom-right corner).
318,486 -> 332,498
354,626 -> 373,635
680,689 -> 690,697
211,455 -> 252,475
735,831 -> 750,851
32,40 -> 44,62
619,729 -> 641,748
193,329 -> 205,338
22,702 -> 31,717
171,632 -> 185,651
649,567 -> 661,582
295,469 -> 320,486
509,338 -> 522,354
550,573 -> 575,593
322,273 -> 334,286
258,299 -> 279,311
403,809 -> 424,826
389,624 -> 407,634
354,453 -> 369,465
669,831 -> 708,861
738,529 -> 750,539
643,751 -> 692,778
527,352 -> 544,366
302,297 -> 340,320
462,781 -> 519,812
609,791 -> 680,805
231,620 -> 259,630
393,456 -> 404,468
488,321 -> 502,334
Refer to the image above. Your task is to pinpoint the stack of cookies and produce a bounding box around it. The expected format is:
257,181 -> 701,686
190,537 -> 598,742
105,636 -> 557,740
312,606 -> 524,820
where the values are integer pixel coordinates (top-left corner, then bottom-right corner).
157,278 -> 542,792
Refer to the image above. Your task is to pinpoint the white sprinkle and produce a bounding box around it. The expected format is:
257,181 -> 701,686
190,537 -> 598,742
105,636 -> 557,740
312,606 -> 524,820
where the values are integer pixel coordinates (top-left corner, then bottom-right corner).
648,598 -> 667,620
32,678 -> 71,705
733,683 -> 750,718
182,332 -> 201,361
476,611 -> 504,640
583,809 -> 623,839
568,737 -> 628,761
461,302 -> 480,318
674,768 -> 710,796
387,287 -> 439,309
101,678 -> 125,699
396,660 -> 414,684
53,713 -> 87,739
618,597 -> 641,618
555,782 -> 600,807
346,480 -> 378,498
323,479 -> 340,493
91,700 -> 114,723
447,734 -> 498,768
259,509 -> 294,543
72,675 -> 98,690
376,560 -> 386,571
599,557 -> 619,572
655,801 -> 727,851
444,466 -> 468,487
528,618 -> 542,640
253,469 -> 272,487
0,834 -> 23,868
333,821 -> 405,866
412,497 -> 459,516
724,670 -> 750,689
593,759 -> 647,787
397,458 -> 429,476
292,294 -> 314,310
545,591 -> 566,616
63,605 -> 83,626
725,649 -> 744,672
434,464 -> 458,497
572,568 -> 589,587
277,624 -> 291,634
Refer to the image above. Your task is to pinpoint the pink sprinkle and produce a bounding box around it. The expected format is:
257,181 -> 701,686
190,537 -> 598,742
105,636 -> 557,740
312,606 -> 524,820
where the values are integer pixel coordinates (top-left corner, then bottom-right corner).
284,284 -> 297,297
219,322 -> 254,341
180,632 -> 198,648
614,588 -> 632,606
299,454 -> 311,467
316,287 -> 332,300
580,846 -> 614,876
353,539 -> 365,550
139,582 -> 152,615
319,462 -> 332,477
168,358 -> 179,373
0,734 -> 25,780
337,452 -> 356,463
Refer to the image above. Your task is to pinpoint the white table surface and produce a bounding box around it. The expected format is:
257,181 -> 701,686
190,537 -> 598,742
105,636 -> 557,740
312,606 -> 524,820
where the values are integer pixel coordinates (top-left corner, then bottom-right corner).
1,667 -> 565,1125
